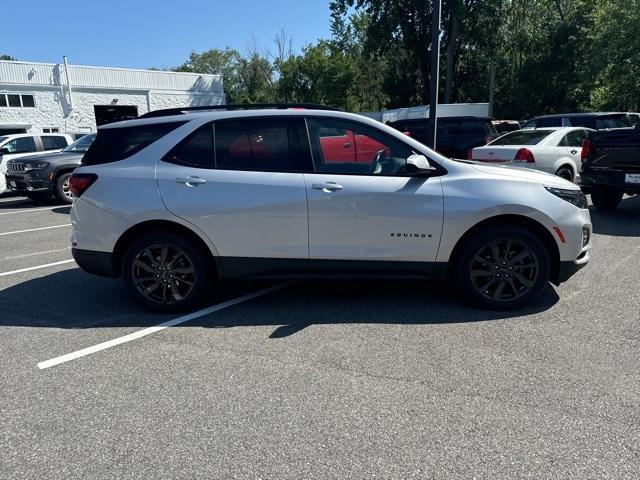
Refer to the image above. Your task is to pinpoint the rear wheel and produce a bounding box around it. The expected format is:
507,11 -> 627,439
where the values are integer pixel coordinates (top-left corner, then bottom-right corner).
455,226 -> 551,309
555,166 -> 574,182
591,189 -> 623,210
122,233 -> 211,312
54,173 -> 74,204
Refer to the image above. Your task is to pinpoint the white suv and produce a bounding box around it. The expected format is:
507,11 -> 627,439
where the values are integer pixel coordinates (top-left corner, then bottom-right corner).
69,106 -> 592,311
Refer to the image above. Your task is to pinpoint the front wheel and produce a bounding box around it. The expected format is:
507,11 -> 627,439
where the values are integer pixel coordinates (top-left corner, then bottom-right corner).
455,226 -> 551,310
54,173 -> 74,204
122,234 -> 211,312
591,189 -> 623,210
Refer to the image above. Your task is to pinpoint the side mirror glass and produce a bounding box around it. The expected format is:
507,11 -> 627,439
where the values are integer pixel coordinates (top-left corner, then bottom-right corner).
405,154 -> 436,177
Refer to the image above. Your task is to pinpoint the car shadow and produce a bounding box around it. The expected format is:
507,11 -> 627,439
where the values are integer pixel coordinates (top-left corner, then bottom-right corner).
0,269 -> 560,338
590,195 -> 640,237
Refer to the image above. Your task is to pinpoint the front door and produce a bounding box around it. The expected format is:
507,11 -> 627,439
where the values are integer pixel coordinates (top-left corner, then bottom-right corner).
304,117 -> 444,274
156,117 -> 312,278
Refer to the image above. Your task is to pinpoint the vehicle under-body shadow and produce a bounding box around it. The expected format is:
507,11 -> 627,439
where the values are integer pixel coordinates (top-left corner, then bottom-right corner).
589,196 -> 640,237
0,270 -> 559,337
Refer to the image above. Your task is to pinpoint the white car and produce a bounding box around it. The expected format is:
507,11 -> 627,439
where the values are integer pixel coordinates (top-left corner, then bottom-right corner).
469,127 -> 593,182
0,133 -> 73,193
69,106 -> 592,312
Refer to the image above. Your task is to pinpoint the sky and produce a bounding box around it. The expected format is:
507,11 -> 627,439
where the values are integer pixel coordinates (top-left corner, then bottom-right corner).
0,0 -> 333,69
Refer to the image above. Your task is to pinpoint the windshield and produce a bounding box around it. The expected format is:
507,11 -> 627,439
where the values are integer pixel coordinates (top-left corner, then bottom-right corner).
489,129 -> 554,146
63,133 -> 96,152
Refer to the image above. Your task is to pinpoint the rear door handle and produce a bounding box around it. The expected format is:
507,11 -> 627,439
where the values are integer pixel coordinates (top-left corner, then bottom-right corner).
571,149 -> 578,154
343,142 -> 353,148
312,182 -> 343,192
175,176 -> 206,186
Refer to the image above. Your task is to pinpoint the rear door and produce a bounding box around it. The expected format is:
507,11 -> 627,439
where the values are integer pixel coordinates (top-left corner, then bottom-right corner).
304,116 -> 444,273
156,117 -> 313,278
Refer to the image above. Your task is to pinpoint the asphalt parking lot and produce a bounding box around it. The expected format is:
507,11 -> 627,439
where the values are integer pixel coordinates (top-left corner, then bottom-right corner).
1,194 -> 639,479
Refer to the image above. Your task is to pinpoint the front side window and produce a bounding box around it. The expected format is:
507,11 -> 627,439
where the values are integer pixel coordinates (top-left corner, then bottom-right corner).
164,124 -> 214,169
41,136 -> 68,150
4,137 -> 37,154
214,118 -> 300,172
307,118 -> 414,176
563,130 -> 588,147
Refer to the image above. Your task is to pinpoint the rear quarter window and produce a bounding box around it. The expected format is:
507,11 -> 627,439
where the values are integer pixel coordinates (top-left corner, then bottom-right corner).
82,122 -> 186,166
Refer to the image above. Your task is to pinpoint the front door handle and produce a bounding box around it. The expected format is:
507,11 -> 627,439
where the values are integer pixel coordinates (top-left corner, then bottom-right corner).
343,142 -> 353,148
175,176 -> 206,186
312,182 -> 343,193
571,149 -> 578,154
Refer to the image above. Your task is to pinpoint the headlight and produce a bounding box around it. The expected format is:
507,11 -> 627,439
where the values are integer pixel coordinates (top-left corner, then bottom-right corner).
544,186 -> 588,209
24,162 -> 49,171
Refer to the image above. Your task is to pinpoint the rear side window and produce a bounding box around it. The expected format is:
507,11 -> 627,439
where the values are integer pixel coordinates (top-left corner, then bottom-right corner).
82,122 -> 186,166
164,124 -> 214,168
214,118 -> 304,172
41,136 -> 68,150
536,117 -> 563,128
490,130 -> 554,146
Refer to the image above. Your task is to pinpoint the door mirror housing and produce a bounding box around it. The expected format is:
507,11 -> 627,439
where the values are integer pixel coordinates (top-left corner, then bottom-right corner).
0,148 -> 9,156
405,154 -> 437,177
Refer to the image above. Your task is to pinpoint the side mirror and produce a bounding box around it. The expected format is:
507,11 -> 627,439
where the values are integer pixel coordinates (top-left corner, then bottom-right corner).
405,154 -> 436,177
0,148 -> 8,156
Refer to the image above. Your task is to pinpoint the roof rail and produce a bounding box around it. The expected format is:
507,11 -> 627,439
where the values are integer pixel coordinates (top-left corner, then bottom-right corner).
139,103 -> 342,119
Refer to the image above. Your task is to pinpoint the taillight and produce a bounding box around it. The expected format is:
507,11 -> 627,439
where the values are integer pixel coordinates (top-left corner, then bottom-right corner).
581,139 -> 592,163
467,149 -> 474,160
514,148 -> 535,163
68,173 -> 97,197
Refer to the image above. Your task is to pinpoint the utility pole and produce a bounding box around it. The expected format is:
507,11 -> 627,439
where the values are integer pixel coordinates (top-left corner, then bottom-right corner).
488,63 -> 496,118
427,0 -> 442,150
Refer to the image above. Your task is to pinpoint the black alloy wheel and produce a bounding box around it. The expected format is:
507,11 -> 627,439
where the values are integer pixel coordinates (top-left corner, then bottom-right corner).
122,234 -> 210,312
456,226 -> 550,309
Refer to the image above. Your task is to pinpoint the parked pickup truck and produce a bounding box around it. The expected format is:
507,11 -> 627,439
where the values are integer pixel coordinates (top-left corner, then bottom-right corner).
580,124 -> 640,209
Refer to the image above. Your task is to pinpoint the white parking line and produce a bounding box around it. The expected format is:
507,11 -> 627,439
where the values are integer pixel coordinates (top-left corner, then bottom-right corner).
37,282 -> 291,370
0,206 -> 66,216
2,247 -> 71,261
0,224 -> 71,236
0,259 -> 75,277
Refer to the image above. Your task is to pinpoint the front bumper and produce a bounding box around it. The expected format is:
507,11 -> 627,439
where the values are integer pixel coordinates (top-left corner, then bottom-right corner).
72,248 -> 118,278
554,250 -> 589,285
5,172 -> 54,193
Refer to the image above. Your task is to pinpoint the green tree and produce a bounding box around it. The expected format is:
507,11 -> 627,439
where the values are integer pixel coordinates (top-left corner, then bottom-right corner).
0,54 -> 17,61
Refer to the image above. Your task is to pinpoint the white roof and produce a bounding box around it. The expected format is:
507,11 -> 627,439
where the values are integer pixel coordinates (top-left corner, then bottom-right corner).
0,60 -> 223,93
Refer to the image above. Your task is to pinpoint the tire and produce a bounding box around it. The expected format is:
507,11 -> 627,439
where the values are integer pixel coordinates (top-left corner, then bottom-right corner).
26,192 -> 51,203
591,189 -> 623,210
454,226 -> 551,310
54,172 -> 74,204
122,233 -> 212,312
555,166 -> 574,182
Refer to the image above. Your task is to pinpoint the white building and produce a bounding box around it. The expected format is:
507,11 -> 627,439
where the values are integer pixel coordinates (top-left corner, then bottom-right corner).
0,60 -> 224,136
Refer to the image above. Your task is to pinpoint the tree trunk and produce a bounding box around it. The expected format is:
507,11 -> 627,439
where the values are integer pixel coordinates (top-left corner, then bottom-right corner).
444,4 -> 460,103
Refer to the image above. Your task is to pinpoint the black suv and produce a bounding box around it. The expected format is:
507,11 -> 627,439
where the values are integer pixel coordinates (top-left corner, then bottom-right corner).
522,113 -> 633,130
6,134 -> 95,204
580,124 -> 640,210
388,116 -> 498,159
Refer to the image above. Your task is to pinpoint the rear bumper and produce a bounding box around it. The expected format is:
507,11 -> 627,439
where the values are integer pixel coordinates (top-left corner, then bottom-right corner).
581,168 -> 640,194
72,248 -> 117,278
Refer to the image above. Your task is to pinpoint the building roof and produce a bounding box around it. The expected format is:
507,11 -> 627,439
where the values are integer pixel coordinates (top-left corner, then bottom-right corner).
0,60 -> 223,93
